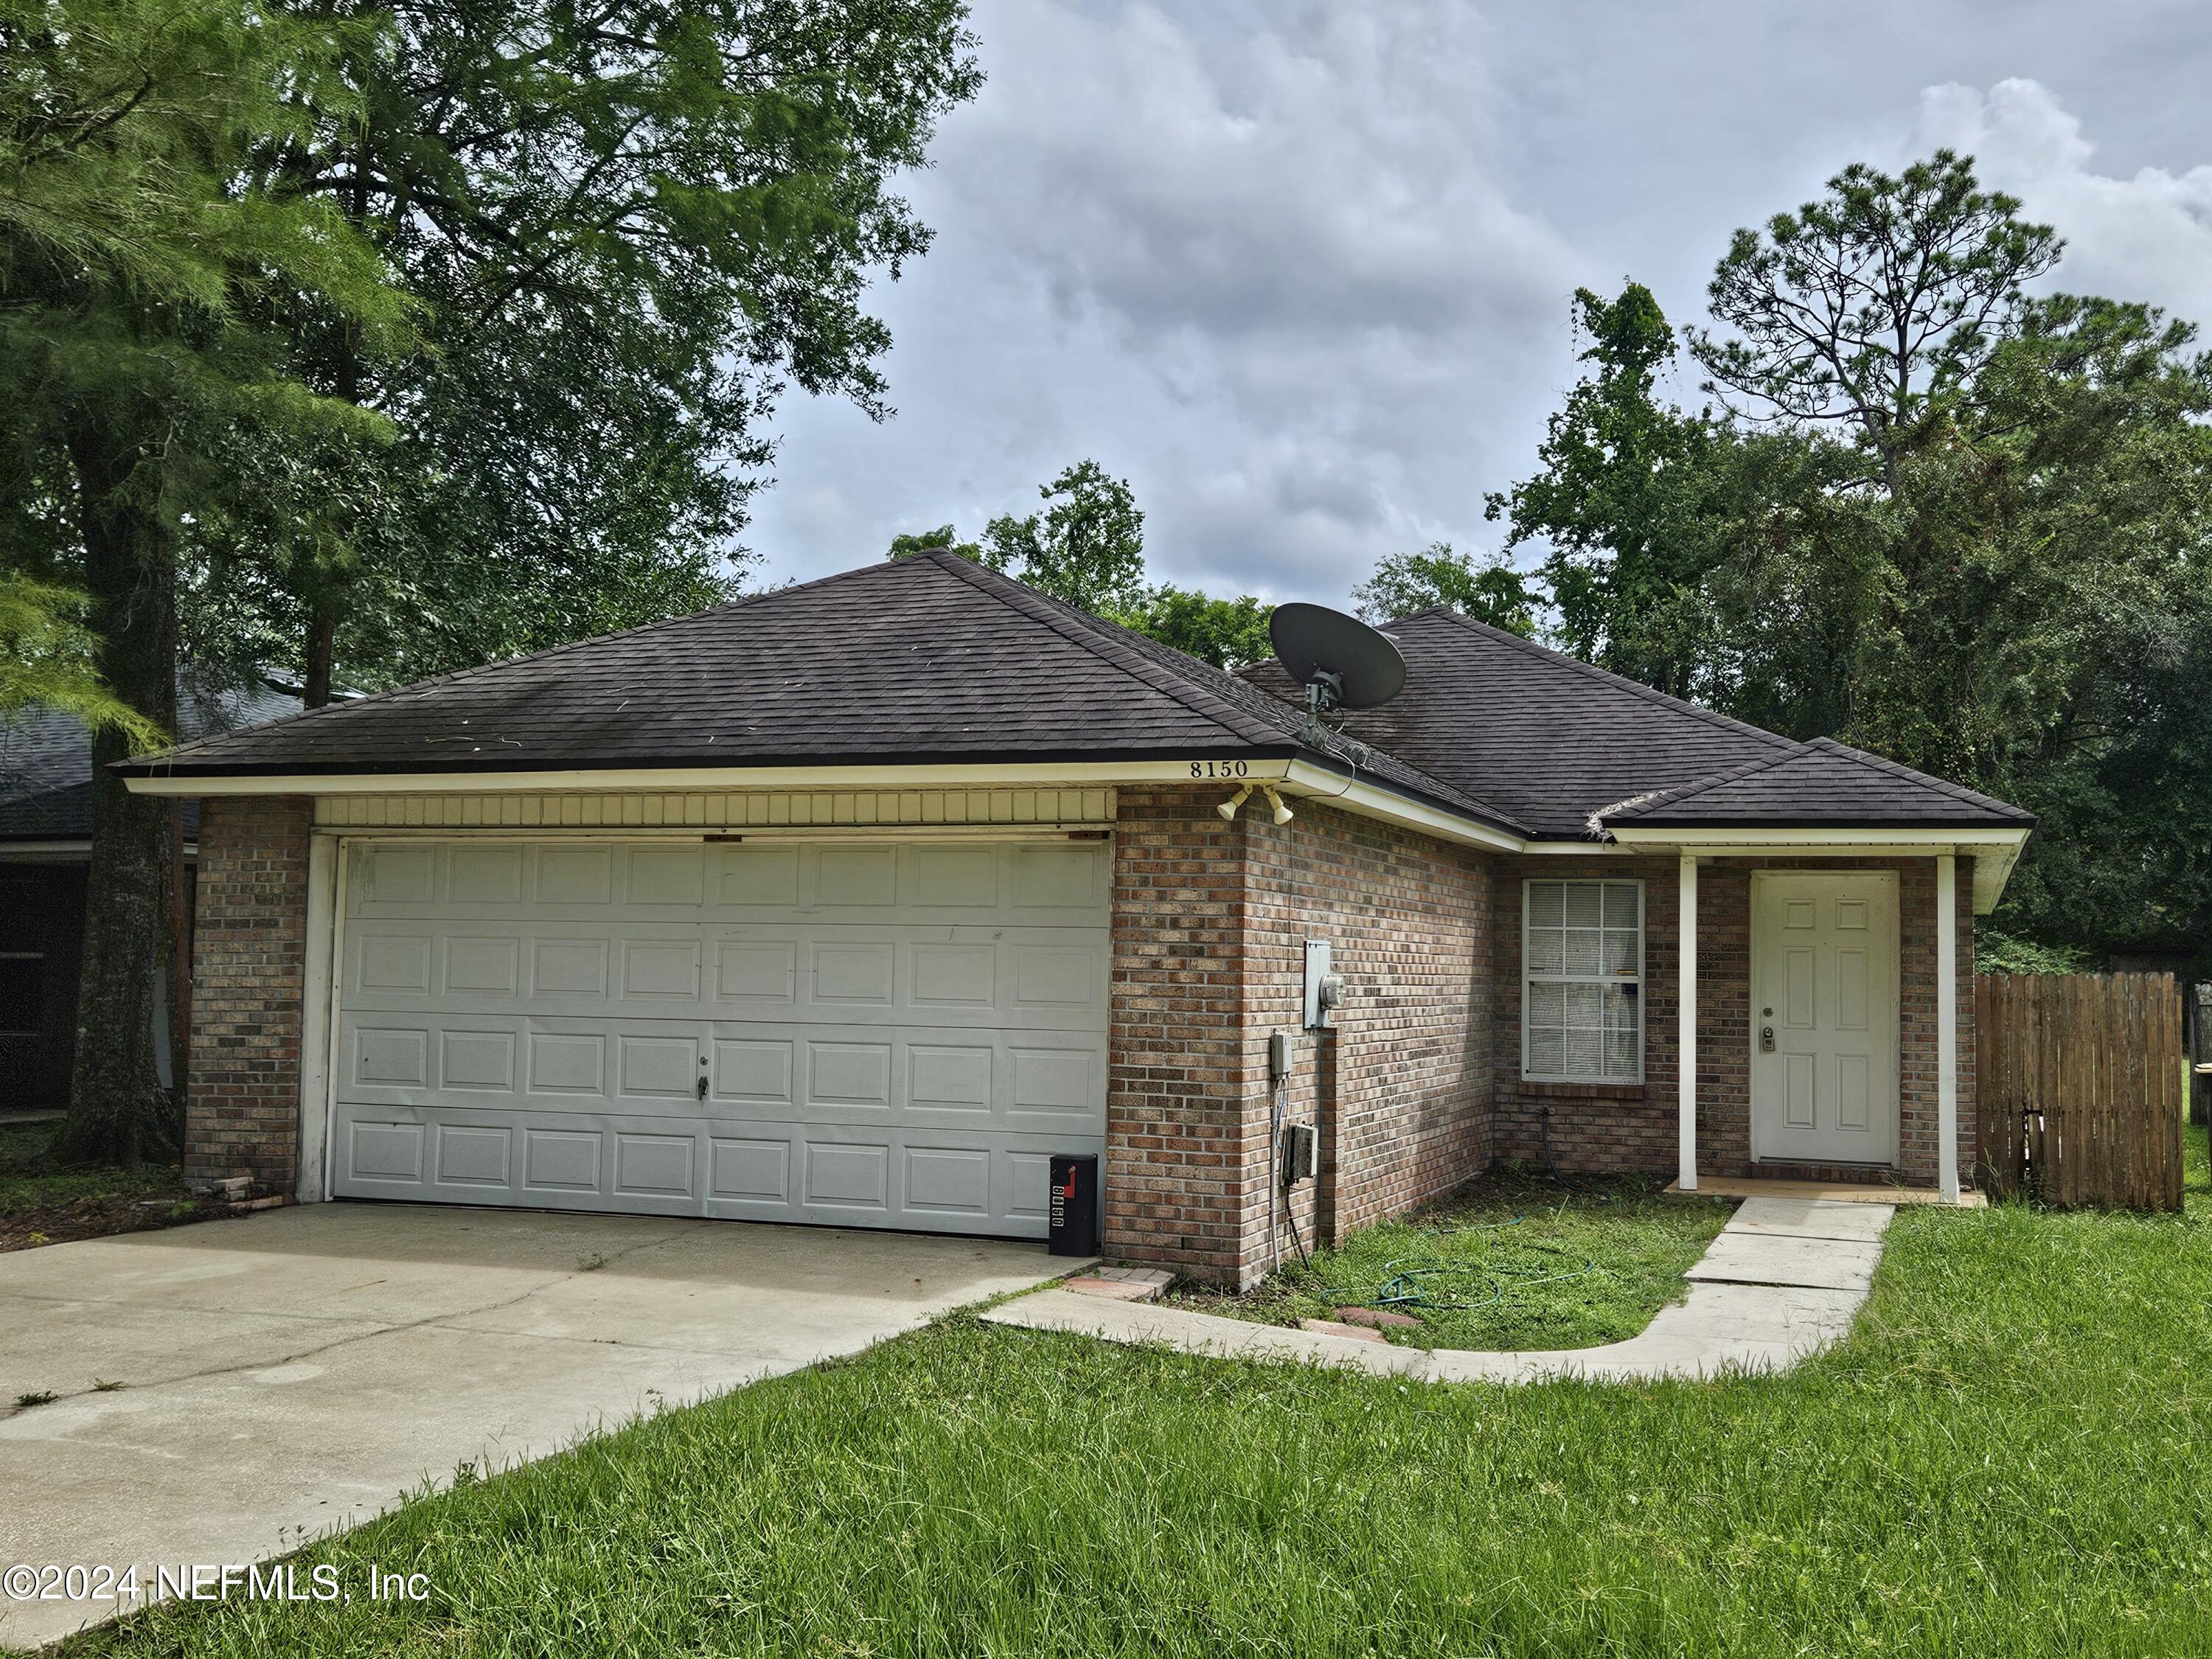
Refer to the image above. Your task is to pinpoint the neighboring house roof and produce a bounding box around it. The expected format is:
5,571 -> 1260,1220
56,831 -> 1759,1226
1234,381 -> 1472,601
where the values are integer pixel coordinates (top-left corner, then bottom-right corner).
111,554 -> 2029,845
1,673 -> 301,842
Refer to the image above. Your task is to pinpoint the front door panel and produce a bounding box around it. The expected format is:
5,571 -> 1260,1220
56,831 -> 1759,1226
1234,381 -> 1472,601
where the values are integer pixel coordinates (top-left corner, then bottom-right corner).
1750,872 -> 1899,1167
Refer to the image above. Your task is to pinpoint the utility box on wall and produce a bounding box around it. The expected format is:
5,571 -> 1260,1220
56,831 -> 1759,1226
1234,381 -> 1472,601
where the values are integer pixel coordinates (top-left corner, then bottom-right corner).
1304,939 -> 1344,1030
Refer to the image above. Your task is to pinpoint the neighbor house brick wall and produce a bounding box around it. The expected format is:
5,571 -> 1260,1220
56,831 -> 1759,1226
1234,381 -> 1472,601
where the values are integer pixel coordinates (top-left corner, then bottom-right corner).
1491,852 -> 1978,1188
185,796 -> 312,1189
1106,790 -> 1492,1287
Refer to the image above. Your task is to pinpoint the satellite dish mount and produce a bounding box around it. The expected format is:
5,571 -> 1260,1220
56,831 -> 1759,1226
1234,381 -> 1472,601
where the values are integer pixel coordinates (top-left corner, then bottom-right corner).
1267,604 -> 1406,748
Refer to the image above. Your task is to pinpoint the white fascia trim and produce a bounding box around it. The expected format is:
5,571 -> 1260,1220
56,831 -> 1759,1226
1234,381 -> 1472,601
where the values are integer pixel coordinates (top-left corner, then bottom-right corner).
124,757 -> 1294,798
313,823 -> 1108,844
1281,761 -> 1524,852
1606,824 -> 2031,914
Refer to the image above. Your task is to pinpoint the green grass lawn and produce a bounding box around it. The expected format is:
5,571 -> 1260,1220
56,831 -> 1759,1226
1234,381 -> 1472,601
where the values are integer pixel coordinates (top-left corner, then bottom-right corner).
49,1131 -> 2212,1658
1166,1169 -> 1732,1349
0,1120 -> 181,1217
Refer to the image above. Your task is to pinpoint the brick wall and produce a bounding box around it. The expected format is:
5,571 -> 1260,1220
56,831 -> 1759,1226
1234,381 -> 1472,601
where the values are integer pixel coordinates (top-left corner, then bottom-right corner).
1490,852 -> 1975,1187
1105,789 -> 1257,1279
1492,855 -> 1689,1175
1107,789 -> 1492,1287
185,796 -> 312,1189
1244,801 -> 1490,1258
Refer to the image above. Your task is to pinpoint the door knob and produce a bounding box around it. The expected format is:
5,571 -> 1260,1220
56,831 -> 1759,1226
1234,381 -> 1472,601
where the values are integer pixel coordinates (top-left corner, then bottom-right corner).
1760,1025 -> 1775,1053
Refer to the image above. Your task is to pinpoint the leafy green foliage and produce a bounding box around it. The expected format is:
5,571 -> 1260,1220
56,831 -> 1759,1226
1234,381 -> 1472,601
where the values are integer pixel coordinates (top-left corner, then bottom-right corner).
0,575 -> 161,747
887,526 -> 996,566
1975,930 -> 2092,975
982,459 -> 1147,614
179,0 -> 984,700
1352,541 -> 1538,636
1117,585 -> 1273,669
891,463 -> 1277,669
1485,286 -> 1739,692
1688,150 -> 2062,493
0,1119 -> 178,1216
1499,154 -> 2212,970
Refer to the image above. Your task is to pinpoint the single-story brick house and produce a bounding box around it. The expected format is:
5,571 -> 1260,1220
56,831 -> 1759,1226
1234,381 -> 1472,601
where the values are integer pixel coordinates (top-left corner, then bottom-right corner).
120,551 -> 2031,1285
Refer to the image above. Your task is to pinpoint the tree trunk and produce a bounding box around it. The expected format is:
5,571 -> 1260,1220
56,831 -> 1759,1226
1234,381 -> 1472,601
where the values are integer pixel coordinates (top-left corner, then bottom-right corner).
54,420 -> 181,1169
302,605 -> 338,709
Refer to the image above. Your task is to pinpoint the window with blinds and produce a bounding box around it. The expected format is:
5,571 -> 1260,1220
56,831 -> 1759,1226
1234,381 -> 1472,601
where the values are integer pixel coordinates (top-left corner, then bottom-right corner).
1523,879 -> 1644,1082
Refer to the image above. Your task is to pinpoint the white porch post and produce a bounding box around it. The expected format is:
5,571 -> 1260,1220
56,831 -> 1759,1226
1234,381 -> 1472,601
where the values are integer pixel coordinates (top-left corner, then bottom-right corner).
1678,851 -> 1698,1192
1936,852 -> 1960,1203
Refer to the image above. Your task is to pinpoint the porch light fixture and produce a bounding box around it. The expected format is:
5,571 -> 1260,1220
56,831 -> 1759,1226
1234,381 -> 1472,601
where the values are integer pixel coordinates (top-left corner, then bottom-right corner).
1217,785 -> 1253,821
1263,786 -> 1294,825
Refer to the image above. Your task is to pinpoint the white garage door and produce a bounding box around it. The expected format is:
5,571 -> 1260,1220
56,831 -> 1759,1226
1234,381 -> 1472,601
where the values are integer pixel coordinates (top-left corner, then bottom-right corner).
328,836 -> 1110,1238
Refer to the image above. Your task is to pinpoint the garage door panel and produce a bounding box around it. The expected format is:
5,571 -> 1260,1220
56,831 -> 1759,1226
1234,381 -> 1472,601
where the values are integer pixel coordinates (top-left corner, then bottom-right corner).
333,836 -> 1107,1238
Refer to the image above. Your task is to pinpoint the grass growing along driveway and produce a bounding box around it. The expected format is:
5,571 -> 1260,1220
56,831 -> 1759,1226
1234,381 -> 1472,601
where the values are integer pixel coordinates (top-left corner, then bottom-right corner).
1168,1169 -> 1731,1349
48,1131 -> 2212,1658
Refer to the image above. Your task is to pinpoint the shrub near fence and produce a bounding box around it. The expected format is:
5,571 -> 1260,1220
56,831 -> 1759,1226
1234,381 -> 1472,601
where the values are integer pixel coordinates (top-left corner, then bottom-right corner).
1976,972 -> 2185,1211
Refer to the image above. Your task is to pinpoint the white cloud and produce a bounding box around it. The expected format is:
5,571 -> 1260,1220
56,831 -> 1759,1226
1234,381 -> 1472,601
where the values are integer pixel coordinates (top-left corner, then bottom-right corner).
745,19 -> 2212,607
748,0 -> 1586,601
1914,79 -> 2212,328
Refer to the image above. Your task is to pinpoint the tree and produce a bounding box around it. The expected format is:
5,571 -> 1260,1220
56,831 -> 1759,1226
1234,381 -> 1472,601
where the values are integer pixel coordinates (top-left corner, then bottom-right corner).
1485,285 -> 1747,694
1352,543 -> 1537,637
1120,585 -> 1272,669
1,0 -> 406,1164
887,526 -> 995,566
1501,155 -> 2212,972
193,0 -> 981,705
894,465 -> 1278,667
1688,150 -> 2062,497
983,460 -> 1146,614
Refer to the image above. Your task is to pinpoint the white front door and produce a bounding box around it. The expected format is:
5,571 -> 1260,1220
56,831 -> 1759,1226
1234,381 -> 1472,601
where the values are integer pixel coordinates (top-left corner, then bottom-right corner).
1750,872 -> 1899,1167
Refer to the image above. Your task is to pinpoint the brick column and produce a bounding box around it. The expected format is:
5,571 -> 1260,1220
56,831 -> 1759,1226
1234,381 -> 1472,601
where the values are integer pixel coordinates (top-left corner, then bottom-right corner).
1105,788 -> 1257,1283
185,796 -> 313,1190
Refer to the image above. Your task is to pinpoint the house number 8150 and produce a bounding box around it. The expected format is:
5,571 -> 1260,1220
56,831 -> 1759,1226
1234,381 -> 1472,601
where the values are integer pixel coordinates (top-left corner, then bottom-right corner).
1189,760 -> 1249,779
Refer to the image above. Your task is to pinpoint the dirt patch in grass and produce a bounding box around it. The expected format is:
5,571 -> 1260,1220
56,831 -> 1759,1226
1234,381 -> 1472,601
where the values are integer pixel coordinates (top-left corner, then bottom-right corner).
1165,1166 -> 1734,1351
0,1120 -> 234,1252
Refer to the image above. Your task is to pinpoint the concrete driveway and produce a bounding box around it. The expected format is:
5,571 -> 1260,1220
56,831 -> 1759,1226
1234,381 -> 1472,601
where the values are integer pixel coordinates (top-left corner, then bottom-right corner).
0,1203 -> 1068,1649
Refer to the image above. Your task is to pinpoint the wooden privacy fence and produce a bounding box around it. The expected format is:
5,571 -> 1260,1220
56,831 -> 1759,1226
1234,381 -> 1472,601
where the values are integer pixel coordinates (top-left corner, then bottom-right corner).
1976,972 -> 2185,1211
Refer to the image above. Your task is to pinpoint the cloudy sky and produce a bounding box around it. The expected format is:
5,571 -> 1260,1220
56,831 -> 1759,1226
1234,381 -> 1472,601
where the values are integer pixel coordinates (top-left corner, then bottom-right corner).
745,0 -> 2212,605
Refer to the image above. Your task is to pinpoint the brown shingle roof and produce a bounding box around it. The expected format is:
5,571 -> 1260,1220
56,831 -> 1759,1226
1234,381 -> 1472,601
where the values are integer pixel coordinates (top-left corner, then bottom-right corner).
118,555 -> 2030,842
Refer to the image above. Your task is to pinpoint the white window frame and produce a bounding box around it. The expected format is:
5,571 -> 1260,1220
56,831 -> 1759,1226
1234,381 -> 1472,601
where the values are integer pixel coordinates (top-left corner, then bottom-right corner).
1521,877 -> 1646,1084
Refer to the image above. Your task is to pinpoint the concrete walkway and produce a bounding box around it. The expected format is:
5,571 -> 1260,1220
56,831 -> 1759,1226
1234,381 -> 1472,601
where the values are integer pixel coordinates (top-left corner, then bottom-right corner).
983,1194 -> 1894,1385
0,1203 -> 1067,1649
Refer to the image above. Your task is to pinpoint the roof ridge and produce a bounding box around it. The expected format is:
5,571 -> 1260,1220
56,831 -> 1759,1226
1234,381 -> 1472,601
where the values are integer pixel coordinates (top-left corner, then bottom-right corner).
1800,736 -> 2032,818
1599,747 -> 1808,821
1430,610 -> 1801,754
129,560 -> 900,769
917,551 -> 1293,750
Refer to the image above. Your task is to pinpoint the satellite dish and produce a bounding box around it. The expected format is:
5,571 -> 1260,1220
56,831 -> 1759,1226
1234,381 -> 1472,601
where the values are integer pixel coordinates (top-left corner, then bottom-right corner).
1269,603 -> 1407,715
